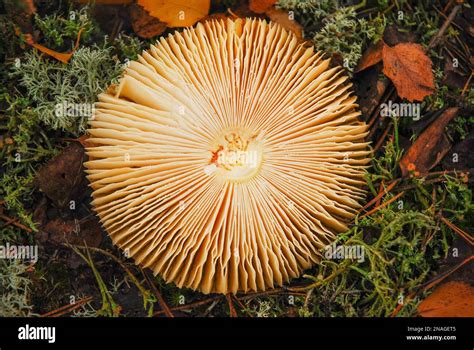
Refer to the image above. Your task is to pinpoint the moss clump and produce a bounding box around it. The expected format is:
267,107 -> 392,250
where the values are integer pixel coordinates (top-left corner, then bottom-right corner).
0,259 -> 36,317
0,93 -> 59,230
312,7 -> 379,72
277,1 -> 384,72
276,0 -> 338,18
12,46 -> 122,134
34,6 -> 94,49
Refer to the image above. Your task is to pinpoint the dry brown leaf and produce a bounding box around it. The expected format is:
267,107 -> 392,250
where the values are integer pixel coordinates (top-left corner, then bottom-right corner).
399,107 -> 458,177
18,0 -> 36,15
418,281 -> 474,317
265,8 -> 303,40
36,143 -> 87,209
355,40 -> 383,73
382,42 -> 435,102
229,2 -> 255,18
442,130 -> 474,171
130,3 -> 167,38
137,0 -> 210,27
249,0 -> 276,14
200,12 -> 229,24
42,217 -> 103,248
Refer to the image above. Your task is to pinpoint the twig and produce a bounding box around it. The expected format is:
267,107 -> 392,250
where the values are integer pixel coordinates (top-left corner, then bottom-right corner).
153,296 -> 223,316
373,125 -> 392,154
442,0 -> 455,14
359,179 -> 400,213
428,4 -> 462,49
237,288 -> 285,300
367,85 -> 395,134
238,290 -> 307,300
444,43 -> 470,71
40,296 -> 93,317
461,72 -> 473,96
359,192 -> 404,218
0,214 -> 33,232
439,215 -> 473,246
433,5 -> 463,33
232,296 -> 252,317
226,293 -> 238,317
422,255 -> 473,292
303,289 -> 314,310
140,268 -> 174,318
375,181 -> 385,207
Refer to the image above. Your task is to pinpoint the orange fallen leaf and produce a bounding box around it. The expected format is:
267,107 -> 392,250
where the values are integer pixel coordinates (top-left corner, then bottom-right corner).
129,3 -> 167,38
382,42 -> 435,102
249,0 -> 276,14
75,0 -> 132,3
20,27 -> 84,64
355,40 -> 383,73
399,107 -> 458,177
29,44 -> 75,64
137,0 -> 210,27
265,8 -> 303,40
418,281 -> 474,317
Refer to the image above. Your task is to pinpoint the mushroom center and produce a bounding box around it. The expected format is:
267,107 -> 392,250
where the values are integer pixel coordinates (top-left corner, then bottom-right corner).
208,128 -> 263,182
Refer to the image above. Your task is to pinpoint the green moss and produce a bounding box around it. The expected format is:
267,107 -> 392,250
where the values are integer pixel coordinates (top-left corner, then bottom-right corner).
0,259 -> 36,317
367,119 -> 402,185
112,33 -> 146,61
0,92 -> 59,230
11,46 -> 122,134
277,1 -> 384,73
298,209 -> 439,317
313,7 -> 378,72
34,6 -> 94,50
276,0 -> 338,18
274,117 -> 472,317
388,1 -> 441,48
243,298 -> 283,317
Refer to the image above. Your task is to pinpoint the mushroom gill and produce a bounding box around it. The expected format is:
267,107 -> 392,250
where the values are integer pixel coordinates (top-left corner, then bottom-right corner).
85,18 -> 371,294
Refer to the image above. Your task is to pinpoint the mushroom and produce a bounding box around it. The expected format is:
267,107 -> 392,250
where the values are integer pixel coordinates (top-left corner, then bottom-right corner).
85,18 -> 371,294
